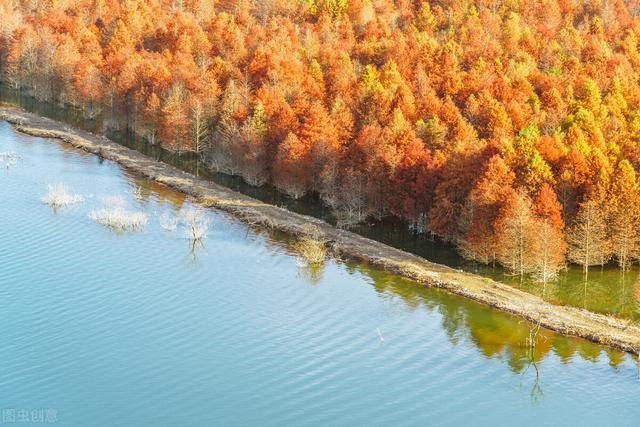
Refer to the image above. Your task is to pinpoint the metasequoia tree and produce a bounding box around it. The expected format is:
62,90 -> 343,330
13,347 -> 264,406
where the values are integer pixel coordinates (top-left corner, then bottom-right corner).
209,79 -> 242,174
143,92 -> 162,145
531,184 -> 566,282
189,98 -> 209,154
161,83 -> 190,151
567,200 -> 610,275
233,103 -> 269,186
495,192 -> 537,277
187,69 -> 220,154
459,155 -> 516,264
273,132 -> 310,198
608,160 -> 640,271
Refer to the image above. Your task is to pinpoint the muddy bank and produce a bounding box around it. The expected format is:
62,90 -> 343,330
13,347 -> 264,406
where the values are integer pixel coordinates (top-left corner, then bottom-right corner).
2,105 -> 640,353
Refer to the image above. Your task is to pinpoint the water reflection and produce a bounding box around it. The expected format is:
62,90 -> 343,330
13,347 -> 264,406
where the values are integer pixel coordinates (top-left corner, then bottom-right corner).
236,219 -> 632,374
521,355 -> 544,404
188,238 -> 207,264
125,178 -> 598,376
127,176 -> 187,207
297,263 -> 325,286
397,281 -> 619,369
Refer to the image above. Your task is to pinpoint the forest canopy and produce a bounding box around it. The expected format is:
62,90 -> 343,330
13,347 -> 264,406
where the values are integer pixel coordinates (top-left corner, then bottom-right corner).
3,0 -> 640,279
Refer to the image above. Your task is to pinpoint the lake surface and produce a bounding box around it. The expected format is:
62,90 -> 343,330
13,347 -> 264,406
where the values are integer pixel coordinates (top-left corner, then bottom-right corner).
1,120 -> 640,425
2,85 -> 639,321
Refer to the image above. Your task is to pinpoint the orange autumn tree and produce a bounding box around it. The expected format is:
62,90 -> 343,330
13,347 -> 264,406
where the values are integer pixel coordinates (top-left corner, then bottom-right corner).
567,199 -> 611,276
608,160 -> 640,271
460,155 -> 516,265
273,132 -> 311,199
531,184 -> 567,282
495,192 -> 538,277
7,0 -> 640,277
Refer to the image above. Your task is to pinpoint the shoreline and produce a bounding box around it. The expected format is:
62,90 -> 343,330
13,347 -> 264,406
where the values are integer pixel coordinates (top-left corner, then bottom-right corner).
2,105 -> 640,354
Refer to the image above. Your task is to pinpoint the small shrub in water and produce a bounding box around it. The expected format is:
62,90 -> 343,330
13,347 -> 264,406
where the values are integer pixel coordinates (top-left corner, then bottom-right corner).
89,196 -> 147,232
42,183 -> 84,208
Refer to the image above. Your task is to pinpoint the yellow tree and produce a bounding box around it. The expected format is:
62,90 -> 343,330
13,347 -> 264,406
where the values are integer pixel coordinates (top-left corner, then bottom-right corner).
495,192 -> 538,276
567,199 -> 611,275
608,160 -> 640,271
161,83 -> 190,151
531,184 -> 567,283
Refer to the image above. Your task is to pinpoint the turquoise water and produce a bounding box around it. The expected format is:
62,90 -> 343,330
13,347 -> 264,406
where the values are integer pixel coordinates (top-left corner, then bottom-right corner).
1,121 -> 639,425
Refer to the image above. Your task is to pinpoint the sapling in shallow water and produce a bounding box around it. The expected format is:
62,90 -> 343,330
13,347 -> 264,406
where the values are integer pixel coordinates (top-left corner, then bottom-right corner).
180,207 -> 210,241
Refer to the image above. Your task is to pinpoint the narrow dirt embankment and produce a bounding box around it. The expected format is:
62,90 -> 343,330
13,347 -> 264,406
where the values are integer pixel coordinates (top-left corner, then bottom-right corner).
3,105 -> 640,353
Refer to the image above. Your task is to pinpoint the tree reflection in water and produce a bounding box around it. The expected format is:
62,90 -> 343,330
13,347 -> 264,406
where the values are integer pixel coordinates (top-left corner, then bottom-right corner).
128,176 -> 634,376
297,263 -> 325,286
188,238 -> 207,263
346,261 -> 631,373
521,320 -> 545,404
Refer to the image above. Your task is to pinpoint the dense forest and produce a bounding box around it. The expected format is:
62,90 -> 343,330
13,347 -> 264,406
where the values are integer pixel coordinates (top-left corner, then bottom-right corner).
2,0 -> 640,280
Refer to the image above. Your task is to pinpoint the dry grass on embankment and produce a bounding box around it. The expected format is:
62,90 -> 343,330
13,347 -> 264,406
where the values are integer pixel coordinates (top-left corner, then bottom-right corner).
2,105 -> 640,354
